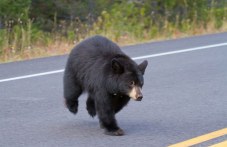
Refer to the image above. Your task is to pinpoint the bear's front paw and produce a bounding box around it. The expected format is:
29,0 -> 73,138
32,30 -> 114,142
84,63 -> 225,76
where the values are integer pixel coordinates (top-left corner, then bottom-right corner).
87,106 -> 96,117
105,129 -> 125,136
65,100 -> 78,114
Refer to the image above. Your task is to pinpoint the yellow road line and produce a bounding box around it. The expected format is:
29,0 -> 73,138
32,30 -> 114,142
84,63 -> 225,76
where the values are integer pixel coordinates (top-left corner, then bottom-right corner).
168,128 -> 227,147
209,140 -> 227,147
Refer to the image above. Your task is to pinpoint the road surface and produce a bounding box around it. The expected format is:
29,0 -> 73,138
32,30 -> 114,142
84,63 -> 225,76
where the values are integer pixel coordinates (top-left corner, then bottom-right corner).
0,32 -> 227,147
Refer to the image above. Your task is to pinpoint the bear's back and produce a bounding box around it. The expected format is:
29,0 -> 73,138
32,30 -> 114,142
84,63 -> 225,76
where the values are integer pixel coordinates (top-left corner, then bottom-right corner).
72,35 -> 123,58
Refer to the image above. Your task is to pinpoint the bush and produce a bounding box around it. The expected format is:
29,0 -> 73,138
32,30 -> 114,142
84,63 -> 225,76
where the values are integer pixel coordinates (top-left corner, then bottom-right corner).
0,0 -> 227,62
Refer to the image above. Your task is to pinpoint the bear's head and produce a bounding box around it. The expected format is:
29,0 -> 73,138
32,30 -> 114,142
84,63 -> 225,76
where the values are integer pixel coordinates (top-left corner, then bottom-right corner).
111,56 -> 148,101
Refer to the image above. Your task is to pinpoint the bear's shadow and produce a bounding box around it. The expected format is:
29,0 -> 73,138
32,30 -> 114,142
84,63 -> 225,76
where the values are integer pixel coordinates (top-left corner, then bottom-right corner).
56,119 -> 159,137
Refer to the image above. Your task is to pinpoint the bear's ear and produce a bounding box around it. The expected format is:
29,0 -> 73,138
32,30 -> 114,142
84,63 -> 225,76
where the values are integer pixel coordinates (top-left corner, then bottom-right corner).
111,58 -> 124,74
138,60 -> 148,75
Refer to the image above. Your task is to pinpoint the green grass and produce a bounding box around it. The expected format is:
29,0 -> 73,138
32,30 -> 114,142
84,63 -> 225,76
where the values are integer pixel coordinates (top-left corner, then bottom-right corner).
0,1 -> 227,63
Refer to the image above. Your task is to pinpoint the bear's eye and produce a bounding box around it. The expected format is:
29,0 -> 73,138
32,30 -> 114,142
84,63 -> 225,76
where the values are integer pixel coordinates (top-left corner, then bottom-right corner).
130,81 -> 135,86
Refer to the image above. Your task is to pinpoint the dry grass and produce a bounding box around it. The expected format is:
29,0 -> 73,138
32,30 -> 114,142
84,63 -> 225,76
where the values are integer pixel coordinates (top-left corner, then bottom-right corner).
0,21 -> 227,63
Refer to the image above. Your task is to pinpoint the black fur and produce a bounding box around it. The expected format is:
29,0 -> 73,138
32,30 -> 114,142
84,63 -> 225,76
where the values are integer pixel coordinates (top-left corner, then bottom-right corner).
63,35 -> 148,135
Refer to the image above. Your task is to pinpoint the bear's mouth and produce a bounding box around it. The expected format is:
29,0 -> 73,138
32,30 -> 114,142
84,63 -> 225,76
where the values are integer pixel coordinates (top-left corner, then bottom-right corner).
128,86 -> 143,101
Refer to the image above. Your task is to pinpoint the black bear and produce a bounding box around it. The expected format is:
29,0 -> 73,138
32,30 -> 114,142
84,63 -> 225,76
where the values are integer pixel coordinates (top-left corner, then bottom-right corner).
64,35 -> 148,136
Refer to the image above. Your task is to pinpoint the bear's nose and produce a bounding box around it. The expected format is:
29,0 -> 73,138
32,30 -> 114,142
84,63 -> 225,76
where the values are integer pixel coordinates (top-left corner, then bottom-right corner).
136,94 -> 143,101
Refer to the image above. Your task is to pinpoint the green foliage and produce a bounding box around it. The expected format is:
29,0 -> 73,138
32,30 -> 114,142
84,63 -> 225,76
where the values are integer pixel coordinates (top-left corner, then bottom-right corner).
0,0 -> 31,56
0,0 -> 31,21
93,2 -> 154,40
214,8 -> 225,28
0,0 -> 227,61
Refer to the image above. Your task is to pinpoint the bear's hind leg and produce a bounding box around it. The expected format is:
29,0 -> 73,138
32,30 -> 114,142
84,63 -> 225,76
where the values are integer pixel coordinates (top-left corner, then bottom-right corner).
64,72 -> 82,114
86,95 -> 96,117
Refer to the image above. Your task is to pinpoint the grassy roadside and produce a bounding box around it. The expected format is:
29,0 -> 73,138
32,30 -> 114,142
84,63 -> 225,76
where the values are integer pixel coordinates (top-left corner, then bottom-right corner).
1,22 -> 226,63
1,1 -> 227,63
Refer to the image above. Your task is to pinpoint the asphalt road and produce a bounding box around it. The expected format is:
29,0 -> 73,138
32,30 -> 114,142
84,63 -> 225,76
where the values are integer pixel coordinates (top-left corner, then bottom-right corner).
0,33 -> 227,147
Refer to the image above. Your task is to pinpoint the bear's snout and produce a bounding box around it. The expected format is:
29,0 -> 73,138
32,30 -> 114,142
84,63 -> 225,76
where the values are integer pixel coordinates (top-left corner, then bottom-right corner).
128,86 -> 143,101
136,93 -> 143,101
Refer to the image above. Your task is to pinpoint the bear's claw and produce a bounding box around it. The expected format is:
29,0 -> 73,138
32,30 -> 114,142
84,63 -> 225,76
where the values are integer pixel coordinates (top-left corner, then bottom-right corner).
87,107 -> 96,117
105,129 -> 125,136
